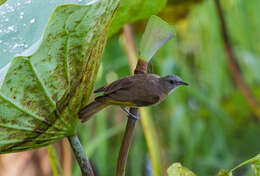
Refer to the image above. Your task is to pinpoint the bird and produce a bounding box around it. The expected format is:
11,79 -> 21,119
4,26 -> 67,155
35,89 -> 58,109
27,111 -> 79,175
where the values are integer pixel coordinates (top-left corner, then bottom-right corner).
79,73 -> 188,122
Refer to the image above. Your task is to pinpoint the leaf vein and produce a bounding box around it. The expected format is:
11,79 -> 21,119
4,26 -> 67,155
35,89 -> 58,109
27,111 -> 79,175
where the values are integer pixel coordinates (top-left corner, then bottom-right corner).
0,92 -> 65,131
29,60 -> 56,108
0,123 -> 65,135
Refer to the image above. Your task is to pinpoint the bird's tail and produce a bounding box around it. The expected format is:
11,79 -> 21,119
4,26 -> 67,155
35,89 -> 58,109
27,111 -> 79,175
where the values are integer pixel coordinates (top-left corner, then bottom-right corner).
79,101 -> 109,123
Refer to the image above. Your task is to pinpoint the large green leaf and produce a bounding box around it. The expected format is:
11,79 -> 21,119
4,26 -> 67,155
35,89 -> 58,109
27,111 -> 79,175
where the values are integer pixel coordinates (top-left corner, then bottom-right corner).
108,0 -> 167,36
0,0 -> 119,153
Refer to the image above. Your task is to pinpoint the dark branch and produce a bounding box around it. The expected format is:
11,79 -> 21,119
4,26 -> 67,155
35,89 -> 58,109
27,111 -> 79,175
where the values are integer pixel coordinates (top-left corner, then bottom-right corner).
214,0 -> 260,118
116,25 -> 148,176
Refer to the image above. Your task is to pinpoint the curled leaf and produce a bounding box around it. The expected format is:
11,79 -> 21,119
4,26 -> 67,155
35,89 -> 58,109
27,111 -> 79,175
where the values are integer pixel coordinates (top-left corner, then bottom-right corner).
139,15 -> 175,61
167,163 -> 196,176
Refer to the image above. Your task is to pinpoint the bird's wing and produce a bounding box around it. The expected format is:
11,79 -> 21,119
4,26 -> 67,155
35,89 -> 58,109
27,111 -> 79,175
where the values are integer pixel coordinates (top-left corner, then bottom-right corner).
94,77 -> 134,94
95,93 -> 160,107
103,77 -> 135,95
94,86 -> 106,93
94,75 -> 162,107
132,95 -> 160,106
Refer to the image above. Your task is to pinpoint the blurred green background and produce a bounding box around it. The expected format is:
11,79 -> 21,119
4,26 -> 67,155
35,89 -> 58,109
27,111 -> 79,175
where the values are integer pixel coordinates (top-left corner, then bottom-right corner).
1,0 -> 260,175
77,0 -> 260,175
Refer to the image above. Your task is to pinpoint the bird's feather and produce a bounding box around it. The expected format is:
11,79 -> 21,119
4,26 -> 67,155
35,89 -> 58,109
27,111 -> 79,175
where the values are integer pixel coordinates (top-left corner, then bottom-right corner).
94,86 -> 106,93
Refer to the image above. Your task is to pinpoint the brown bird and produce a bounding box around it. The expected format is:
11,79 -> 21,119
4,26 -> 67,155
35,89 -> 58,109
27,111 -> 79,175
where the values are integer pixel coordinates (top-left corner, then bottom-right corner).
79,74 -> 188,122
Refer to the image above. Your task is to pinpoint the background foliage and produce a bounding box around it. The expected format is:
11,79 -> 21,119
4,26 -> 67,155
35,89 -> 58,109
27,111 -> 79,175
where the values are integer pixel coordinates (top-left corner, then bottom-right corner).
0,0 -> 260,175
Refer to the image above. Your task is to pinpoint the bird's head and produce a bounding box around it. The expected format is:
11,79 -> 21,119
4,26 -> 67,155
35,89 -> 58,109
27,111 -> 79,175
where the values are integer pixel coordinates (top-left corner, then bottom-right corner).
160,75 -> 188,93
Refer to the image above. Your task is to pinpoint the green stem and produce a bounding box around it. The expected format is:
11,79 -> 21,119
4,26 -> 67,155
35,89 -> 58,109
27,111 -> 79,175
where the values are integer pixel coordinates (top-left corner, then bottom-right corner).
140,108 -> 163,176
230,154 -> 260,172
47,145 -> 63,176
68,135 -> 94,176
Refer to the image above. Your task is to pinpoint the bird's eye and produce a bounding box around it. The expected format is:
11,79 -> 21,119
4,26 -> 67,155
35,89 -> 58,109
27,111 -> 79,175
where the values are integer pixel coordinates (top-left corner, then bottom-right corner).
169,80 -> 174,84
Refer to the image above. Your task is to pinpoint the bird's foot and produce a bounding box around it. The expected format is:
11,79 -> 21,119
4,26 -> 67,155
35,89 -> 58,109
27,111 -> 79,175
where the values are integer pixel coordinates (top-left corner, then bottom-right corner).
120,107 -> 140,120
128,112 -> 140,120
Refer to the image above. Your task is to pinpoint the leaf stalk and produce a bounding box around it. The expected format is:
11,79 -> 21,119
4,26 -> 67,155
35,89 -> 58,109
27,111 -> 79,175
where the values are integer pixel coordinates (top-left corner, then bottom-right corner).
68,135 -> 94,176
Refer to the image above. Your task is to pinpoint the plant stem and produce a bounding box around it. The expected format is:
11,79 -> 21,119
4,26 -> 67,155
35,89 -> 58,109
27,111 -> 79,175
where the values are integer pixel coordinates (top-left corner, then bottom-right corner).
214,0 -> 260,118
47,145 -> 63,176
140,108 -> 163,176
68,135 -> 94,176
116,24 -> 148,176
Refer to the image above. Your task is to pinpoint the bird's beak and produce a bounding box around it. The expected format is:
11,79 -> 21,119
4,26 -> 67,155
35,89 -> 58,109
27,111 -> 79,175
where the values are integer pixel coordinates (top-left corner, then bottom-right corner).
178,81 -> 189,86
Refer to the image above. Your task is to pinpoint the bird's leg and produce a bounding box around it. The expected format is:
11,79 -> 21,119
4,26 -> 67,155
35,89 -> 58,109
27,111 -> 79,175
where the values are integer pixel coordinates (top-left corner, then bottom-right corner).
120,107 -> 140,120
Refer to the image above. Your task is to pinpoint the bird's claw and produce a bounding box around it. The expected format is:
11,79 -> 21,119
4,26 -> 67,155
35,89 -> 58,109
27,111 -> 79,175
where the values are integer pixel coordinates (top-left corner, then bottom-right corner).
128,112 -> 140,120
120,107 -> 140,120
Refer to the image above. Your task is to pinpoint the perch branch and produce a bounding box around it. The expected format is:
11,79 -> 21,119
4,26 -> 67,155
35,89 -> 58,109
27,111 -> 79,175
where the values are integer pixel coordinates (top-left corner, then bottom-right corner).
68,135 -> 94,176
214,0 -> 260,118
116,24 -> 149,176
